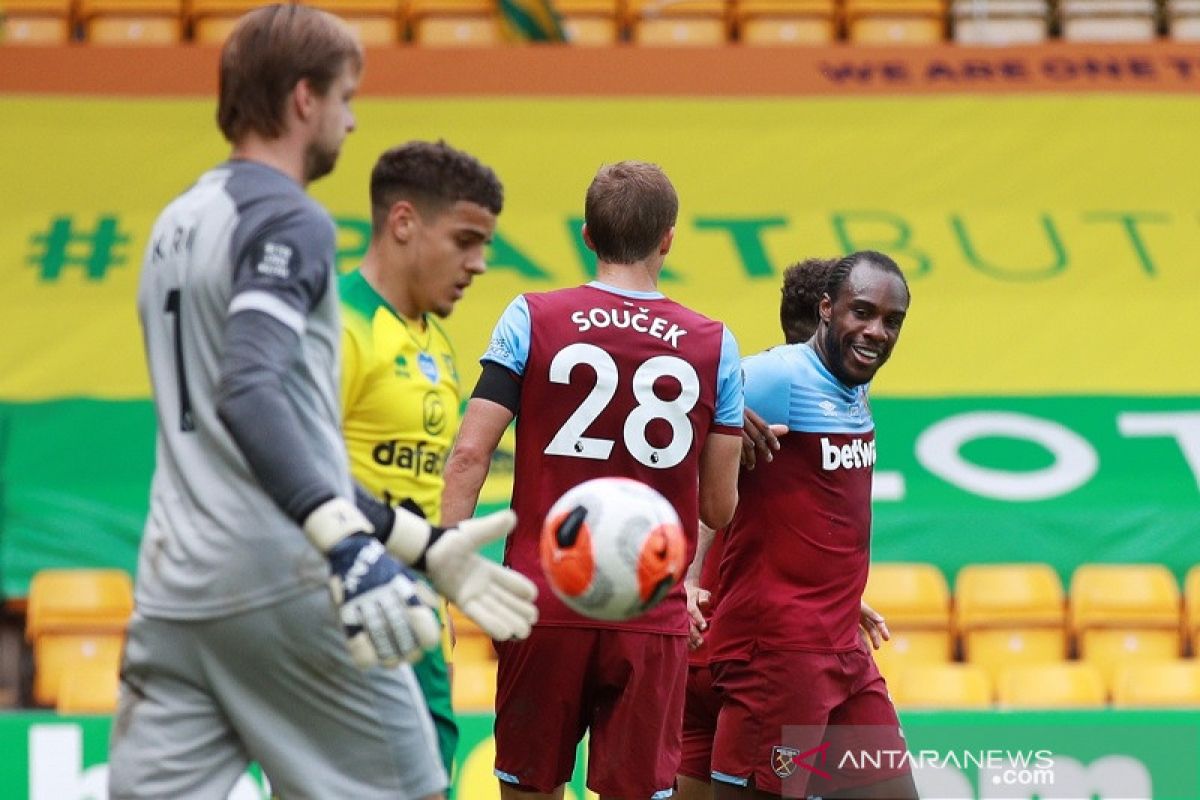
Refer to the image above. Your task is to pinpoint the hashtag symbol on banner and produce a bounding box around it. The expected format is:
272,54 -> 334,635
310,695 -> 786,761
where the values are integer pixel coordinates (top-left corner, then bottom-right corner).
28,215 -> 130,281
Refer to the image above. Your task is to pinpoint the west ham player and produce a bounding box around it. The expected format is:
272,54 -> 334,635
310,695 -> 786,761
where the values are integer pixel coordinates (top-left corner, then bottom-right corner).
678,258 -> 890,800
442,161 -> 744,800
341,141 -> 505,788
708,251 -> 917,799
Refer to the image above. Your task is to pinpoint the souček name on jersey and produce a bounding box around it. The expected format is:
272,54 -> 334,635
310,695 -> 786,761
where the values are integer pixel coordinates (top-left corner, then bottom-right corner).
820,437 -> 877,471
570,305 -> 688,349
371,440 -> 445,477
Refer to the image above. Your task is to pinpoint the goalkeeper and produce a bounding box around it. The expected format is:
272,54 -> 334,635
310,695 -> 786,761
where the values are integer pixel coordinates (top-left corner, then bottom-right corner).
339,140 -> 506,790
109,8 -> 535,800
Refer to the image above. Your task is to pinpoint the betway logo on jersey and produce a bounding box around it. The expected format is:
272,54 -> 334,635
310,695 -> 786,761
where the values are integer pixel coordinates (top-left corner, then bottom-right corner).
821,437 -> 877,471
372,440 -> 445,477
570,305 -> 688,349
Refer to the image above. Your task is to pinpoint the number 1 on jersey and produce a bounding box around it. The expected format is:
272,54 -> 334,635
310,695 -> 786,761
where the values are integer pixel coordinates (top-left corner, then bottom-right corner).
543,343 -> 699,469
164,289 -> 196,432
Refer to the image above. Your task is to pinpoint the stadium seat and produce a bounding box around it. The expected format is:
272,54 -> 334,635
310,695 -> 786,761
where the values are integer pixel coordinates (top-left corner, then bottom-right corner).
449,603 -> 496,662
452,659 -> 498,711
845,0 -> 947,44
996,663 -> 1106,709
735,0 -> 837,46
888,662 -> 992,709
954,563 -> 1067,680
408,0 -> 500,45
1070,564 -> 1182,686
1185,564 -> 1200,652
0,0 -> 73,44
629,0 -> 728,45
26,569 -> 134,638
1168,0 -> 1200,40
1059,0 -> 1158,42
1112,660 -> 1200,708
555,0 -> 621,44
57,661 -> 120,714
951,0 -> 1049,44
189,0 -> 262,44
863,563 -> 953,680
77,0 -> 181,44
33,633 -> 124,707
305,1 -> 402,45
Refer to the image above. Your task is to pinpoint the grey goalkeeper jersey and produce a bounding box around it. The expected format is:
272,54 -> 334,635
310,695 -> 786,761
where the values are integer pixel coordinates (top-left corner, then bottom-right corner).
135,160 -> 351,619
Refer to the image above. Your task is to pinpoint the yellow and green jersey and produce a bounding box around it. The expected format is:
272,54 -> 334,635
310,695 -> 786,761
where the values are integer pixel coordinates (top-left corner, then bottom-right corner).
339,268 -> 460,524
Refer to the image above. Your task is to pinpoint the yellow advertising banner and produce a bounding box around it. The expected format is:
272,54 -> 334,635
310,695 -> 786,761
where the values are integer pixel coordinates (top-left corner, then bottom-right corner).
2,93 -> 1199,401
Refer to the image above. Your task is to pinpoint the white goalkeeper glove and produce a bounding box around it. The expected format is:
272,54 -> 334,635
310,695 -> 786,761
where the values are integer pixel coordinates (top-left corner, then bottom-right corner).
382,509 -> 538,642
304,498 -> 441,668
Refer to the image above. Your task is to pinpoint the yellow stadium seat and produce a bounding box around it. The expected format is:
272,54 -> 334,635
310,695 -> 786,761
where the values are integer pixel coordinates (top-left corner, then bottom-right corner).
955,563 -> 1066,680
1071,564 -> 1181,686
307,1 -> 401,45
57,662 -> 120,714
1168,0 -> 1200,40
0,0 -> 73,44
188,0 -> 259,44
1112,660 -> 1200,708
1184,564 -> 1200,652
1060,0 -> 1158,42
735,0 -> 837,45
408,0 -> 500,45
452,659 -> 497,712
863,563 -> 952,680
889,662 -> 992,709
996,663 -> 1106,709
845,0 -> 947,44
871,630 -> 953,682
951,0 -> 1048,44
557,0 -> 621,44
34,633 -> 124,707
630,0 -> 728,45
26,569 -> 133,639
77,0 -> 181,44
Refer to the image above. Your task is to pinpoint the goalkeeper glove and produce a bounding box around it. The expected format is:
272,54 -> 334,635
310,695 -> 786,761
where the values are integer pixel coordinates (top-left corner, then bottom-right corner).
304,498 -> 441,668
380,509 -> 537,642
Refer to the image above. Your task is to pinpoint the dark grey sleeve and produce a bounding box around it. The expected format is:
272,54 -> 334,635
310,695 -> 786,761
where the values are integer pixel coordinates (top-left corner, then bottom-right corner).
216,309 -> 338,523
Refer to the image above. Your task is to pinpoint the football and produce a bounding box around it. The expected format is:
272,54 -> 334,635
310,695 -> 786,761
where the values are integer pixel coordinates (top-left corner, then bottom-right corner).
539,477 -> 687,621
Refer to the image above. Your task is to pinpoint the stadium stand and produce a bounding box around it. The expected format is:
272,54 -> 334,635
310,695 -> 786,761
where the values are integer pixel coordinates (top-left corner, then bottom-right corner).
1070,563 -> 1182,688
306,0 -> 402,44
451,659 -> 498,711
888,662 -> 993,709
954,563 -> 1067,681
628,0 -> 729,44
448,603 -> 497,663
556,0 -> 622,43
56,661 -> 120,714
996,662 -> 1107,709
734,0 -> 838,45
408,0 -> 501,45
25,569 -> 132,707
0,0 -> 74,44
189,0 -> 265,43
1112,659 -> 1200,708
1168,0 -> 1200,39
1059,0 -> 1159,41
77,0 -> 182,43
951,0 -> 1049,44
1185,564 -> 1200,654
844,0 -> 947,44
863,563 -> 953,681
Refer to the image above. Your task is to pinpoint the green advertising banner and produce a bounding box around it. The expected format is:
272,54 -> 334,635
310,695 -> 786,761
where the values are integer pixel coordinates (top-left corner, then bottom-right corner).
2,709 -> 1197,799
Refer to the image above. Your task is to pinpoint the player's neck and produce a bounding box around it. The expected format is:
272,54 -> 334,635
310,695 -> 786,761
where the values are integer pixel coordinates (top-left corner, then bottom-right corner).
594,261 -> 659,293
360,250 -> 424,326
229,137 -> 306,186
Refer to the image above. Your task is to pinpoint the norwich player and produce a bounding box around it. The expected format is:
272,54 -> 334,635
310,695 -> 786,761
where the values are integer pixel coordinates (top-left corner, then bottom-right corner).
340,140 -> 504,787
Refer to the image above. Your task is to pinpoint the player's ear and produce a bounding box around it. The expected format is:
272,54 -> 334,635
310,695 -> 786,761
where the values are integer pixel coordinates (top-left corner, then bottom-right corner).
581,224 -> 597,254
292,78 -> 317,123
819,292 -> 833,323
659,226 -> 675,256
389,200 -> 417,244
